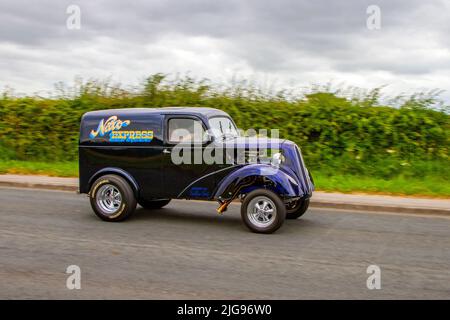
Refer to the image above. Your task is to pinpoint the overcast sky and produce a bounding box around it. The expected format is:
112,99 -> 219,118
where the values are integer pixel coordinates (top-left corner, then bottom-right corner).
0,0 -> 449,102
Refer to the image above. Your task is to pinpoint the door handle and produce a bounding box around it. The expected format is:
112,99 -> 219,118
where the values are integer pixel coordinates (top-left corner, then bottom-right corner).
163,148 -> 171,154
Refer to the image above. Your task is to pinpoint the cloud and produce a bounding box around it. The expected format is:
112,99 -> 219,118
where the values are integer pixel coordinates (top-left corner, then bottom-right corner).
0,0 -> 449,102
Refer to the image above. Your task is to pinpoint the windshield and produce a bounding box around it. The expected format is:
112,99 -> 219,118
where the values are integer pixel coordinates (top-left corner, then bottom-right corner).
208,117 -> 239,140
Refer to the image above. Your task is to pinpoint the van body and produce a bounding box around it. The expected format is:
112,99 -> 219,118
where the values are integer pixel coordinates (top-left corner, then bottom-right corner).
79,107 -> 314,233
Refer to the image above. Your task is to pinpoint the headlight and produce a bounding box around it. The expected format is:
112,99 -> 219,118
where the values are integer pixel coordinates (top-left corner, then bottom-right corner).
271,152 -> 285,167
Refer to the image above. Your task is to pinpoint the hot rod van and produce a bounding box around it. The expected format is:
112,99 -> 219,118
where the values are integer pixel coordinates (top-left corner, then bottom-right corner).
79,107 -> 314,233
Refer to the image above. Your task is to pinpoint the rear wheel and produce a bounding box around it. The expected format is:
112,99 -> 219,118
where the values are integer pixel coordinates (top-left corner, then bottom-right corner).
138,199 -> 171,209
89,174 -> 137,222
286,198 -> 310,219
241,189 -> 286,234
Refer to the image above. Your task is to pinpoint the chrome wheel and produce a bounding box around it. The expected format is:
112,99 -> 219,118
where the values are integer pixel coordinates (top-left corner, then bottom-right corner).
247,196 -> 277,228
96,184 -> 122,215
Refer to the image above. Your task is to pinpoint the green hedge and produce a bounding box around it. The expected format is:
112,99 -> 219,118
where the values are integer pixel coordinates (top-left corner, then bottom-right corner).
0,75 -> 449,180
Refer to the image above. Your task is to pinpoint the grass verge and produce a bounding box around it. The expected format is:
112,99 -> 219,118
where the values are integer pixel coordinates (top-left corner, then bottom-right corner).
0,160 -> 449,198
313,172 -> 450,198
0,160 -> 78,177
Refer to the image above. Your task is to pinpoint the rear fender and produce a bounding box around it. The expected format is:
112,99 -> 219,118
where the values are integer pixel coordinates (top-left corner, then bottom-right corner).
88,167 -> 140,198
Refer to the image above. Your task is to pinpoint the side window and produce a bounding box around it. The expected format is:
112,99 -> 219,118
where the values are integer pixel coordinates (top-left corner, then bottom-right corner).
168,118 -> 206,143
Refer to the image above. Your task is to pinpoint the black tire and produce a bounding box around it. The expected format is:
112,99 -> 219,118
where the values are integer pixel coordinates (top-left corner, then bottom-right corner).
286,198 -> 310,219
138,199 -> 171,209
241,189 -> 286,234
89,174 -> 137,222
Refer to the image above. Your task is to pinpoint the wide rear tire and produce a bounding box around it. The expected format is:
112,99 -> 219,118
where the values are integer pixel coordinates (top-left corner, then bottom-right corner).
89,174 -> 137,222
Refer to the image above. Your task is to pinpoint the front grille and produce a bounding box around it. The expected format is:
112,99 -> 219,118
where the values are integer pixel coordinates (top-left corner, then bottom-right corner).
295,145 -> 313,194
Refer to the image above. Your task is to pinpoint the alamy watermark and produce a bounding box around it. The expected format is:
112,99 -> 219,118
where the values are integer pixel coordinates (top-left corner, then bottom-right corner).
366,5 -> 381,30
66,5 -> 81,30
169,126 -> 283,167
66,265 -> 81,290
366,264 -> 381,290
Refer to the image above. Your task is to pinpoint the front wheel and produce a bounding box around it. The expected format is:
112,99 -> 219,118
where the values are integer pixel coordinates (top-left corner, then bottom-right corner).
241,189 -> 286,234
138,199 -> 171,209
286,198 -> 310,219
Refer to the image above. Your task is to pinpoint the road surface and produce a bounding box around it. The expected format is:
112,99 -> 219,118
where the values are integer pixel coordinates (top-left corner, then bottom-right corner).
0,186 -> 449,299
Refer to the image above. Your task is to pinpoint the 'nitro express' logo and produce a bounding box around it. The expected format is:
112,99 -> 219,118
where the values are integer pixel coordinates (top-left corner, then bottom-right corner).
89,116 -> 130,138
89,116 -> 153,143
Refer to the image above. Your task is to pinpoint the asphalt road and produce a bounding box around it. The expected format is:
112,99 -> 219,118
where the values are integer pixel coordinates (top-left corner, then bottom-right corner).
0,186 -> 449,299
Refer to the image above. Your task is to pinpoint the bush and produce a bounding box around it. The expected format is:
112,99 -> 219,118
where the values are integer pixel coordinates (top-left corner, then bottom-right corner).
0,75 -> 448,180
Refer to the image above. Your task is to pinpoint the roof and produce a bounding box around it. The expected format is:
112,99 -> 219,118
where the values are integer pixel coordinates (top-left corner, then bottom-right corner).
83,107 -> 230,119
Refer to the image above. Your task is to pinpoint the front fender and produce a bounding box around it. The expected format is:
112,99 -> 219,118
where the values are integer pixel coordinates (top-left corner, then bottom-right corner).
213,164 -> 301,200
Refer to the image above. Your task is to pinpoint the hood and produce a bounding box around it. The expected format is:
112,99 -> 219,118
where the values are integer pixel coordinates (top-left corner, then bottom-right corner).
216,136 -> 287,150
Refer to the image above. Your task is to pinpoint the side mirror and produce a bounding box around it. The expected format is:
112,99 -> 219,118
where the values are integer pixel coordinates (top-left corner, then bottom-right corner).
203,131 -> 214,144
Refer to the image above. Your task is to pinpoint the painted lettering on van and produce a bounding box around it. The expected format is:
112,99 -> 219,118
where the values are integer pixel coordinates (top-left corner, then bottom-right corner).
89,116 -> 130,139
110,130 -> 154,142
